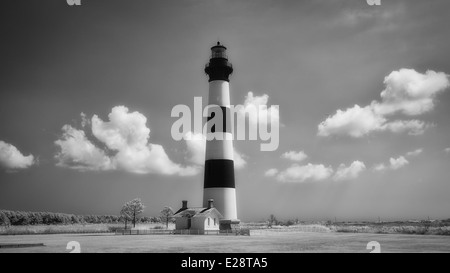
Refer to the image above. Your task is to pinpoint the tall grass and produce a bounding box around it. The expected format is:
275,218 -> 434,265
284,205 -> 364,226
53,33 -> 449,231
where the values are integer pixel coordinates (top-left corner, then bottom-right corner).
330,225 -> 450,236
0,223 -> 174,235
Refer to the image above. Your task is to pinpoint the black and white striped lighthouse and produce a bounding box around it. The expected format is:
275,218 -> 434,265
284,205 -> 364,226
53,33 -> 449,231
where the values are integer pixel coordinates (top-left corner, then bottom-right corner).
203,42 -> 239,230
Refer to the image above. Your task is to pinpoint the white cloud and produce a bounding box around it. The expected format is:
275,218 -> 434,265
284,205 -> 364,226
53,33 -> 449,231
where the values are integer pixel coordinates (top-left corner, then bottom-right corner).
374,152 -> 413,172
233,150 -> 247,170
382,120 -> 429,135
91,106 -> 150,151
373,163 -> 387,172
184,131 -> 206,166
318,105 -> 386,138
265,168 -> 279,177
444,148 -> 450,154
80,112 -> 89,128
238,92 -> 280,127
276,163 -> 333,183
281,151 -> 308,162
55,125 -> 112,171
113,142 -> 198,176
55,106 -> 198,176
333,161 -> 366,181
406,149 -> 423,157
0,140 -> 35,170
184,131 -> 247,170
389,156 -> 409,170
318,69 -> 449,138
375,69 -> 450,116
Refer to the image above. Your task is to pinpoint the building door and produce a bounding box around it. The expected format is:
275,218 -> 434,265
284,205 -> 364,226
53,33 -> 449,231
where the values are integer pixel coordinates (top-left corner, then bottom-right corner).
187,217 -> 191,229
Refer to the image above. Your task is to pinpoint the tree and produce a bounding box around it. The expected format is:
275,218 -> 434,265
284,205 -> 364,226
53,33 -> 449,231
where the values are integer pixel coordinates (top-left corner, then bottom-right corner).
29,212 -> 43,225
160,207 -> 174,229
71,215 -> 79,224
120,207 -> 132,229
268,214 -> 278,228
0,211 -> 10,226
121,198 -> 145,228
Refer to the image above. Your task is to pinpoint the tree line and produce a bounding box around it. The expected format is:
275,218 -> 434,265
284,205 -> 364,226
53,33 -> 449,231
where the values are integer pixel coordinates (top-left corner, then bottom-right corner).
0,209 -> 161,226
0,198 -> 175,228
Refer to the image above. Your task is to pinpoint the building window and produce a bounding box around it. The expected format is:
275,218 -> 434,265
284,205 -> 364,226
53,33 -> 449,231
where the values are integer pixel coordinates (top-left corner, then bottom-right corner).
208,218 -> 210,226
214,218 -> 216,225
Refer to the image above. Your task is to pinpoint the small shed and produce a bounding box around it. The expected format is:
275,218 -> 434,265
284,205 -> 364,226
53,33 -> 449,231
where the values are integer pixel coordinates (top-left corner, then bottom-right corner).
173,200 -> 223,232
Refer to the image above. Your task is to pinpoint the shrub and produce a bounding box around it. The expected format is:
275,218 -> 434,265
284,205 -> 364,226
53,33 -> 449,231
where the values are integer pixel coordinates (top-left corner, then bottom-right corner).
108,226 -> 123,232
0,211 -> 10,226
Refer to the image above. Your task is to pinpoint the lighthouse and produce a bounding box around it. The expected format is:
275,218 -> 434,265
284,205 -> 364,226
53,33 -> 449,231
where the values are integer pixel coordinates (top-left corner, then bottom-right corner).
203,42 -> 239,230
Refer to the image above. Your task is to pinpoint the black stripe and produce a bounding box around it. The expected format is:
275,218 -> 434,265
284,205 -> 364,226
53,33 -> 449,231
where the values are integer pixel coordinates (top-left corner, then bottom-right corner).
204,159 -> 235,188
206,106 -> 231,133
205,58 -> 233,82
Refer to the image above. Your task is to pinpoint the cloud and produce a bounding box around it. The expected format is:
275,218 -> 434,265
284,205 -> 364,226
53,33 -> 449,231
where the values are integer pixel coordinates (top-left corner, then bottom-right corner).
184,131 -> 247,170
318,69 -> 449,138
375,69 -> 450,116
276,163 -> 333,183
184,131 -> 206,166
281,151 -> 308,162
0,140 -> 35,170
113,142 -> 198,176
233,151 -> 247,169
55,125 -> 112,171
333,161 -> 366,181
382,120 -> 429,136
389,156 -> 409,170
373,163 -> 387,172
406,149 -> 423,157
445,148 -> 450,154
318,105 -> 386,138
264,168 -> 279,177
55,106 -> 198,176
91,106 -> 150,151
318,106 -> 428,137
238,92 -> 280,127
374,156 -> 409,171
80,112 -> 89,128
373,151 -> 414,172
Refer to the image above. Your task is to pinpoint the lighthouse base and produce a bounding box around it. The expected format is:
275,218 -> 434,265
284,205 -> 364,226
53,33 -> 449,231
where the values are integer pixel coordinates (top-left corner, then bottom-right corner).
219,219 -> 240,231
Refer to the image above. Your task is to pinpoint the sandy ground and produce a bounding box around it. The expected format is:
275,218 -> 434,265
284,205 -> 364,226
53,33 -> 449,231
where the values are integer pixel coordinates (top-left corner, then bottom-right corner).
1,231 -> 450,253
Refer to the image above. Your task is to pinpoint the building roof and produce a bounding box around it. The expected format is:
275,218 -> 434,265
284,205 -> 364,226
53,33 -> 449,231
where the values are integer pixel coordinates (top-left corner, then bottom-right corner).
173,207 -> 223,219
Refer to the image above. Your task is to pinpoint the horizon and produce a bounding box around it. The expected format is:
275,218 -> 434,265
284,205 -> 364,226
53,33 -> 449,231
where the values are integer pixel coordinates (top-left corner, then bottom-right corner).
1,207 -> 447,224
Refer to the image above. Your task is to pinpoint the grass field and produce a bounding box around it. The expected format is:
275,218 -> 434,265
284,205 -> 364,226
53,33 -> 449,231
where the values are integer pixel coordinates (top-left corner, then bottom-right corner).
1,231 -> 450,253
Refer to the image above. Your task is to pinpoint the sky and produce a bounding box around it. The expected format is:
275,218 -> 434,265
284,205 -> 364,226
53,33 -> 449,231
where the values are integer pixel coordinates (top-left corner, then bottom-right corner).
1,0 -> 450,222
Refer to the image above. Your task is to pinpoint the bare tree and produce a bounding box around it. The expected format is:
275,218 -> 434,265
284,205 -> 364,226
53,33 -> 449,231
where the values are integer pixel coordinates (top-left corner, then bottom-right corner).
120,207 -> 132,229
268,214 -> 277,228
121,198 -> 145,228
160,206 -> 174,229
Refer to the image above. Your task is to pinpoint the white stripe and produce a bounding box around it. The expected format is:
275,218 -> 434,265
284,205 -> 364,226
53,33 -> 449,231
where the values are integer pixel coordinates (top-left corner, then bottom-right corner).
203,188 -> 238,221
208,80 -> 230,106
205,133 -> 234,160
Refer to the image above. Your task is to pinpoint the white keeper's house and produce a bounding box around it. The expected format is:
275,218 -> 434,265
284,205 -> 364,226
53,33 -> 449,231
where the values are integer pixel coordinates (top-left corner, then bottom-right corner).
173,200 -> 223,233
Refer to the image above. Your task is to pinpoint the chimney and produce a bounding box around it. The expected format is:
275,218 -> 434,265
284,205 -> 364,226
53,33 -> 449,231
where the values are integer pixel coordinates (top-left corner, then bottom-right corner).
182,200 -> 188,209
208,199 -> 214,209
